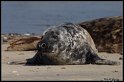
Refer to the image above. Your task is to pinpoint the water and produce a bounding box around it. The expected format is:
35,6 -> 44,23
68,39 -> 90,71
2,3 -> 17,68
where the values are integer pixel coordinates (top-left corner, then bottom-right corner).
1,1 -> 123,35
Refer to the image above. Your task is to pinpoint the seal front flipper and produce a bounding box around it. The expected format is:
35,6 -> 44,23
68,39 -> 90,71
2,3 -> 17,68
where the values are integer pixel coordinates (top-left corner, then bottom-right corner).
7,52 -> 43,65
26,52 -> 43,65
25,52 -> 54,65
7,60 -> 27,65
93,59 -> 120,65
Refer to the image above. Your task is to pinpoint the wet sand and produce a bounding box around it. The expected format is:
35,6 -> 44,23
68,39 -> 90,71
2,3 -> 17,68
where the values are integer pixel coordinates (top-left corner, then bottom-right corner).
1,44 -> 123,81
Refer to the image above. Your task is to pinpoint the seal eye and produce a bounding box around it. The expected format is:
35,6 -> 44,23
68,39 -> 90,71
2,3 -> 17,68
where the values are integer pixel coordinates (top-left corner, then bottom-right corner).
37,42 -> 47,51
41,43 -> 46,48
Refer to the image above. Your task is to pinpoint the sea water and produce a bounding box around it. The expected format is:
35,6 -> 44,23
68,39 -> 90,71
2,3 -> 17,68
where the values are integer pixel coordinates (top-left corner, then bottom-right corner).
1,1 -> 123,35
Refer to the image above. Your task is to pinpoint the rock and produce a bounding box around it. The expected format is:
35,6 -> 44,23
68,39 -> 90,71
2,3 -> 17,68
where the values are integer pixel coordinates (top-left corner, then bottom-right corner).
1,34 -> 8,43
6,36 -> 42,51
56,74 -> 60,76
18,53 -> 24,55
120,52 -> 123,55
12,70 -> 18,73
78,16 -> 122,53
12,70 -> 20,75
47,67 -> 51,69
119,57 -> 123,60
61,67 -> 66,69
112,70 -> 118,72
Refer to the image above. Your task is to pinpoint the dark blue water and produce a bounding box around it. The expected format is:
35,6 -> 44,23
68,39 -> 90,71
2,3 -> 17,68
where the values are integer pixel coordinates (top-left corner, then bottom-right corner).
1,1 -> 123,35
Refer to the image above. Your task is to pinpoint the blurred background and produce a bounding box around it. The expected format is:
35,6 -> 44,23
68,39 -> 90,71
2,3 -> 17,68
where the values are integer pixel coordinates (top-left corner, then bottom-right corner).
1,1 -> 123,35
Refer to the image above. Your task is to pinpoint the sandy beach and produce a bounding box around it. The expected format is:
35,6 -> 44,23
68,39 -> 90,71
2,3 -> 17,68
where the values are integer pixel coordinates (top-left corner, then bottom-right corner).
1,44 -> 123,81
1,1 -> 123,81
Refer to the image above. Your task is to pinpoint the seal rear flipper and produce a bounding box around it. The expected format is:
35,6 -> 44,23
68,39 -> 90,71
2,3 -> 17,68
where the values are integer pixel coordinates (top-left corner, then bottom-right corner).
93,59 -> 120,65
85,51 -> 120,65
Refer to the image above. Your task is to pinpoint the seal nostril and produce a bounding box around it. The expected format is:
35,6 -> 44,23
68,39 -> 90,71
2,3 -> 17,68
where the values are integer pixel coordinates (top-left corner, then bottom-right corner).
41,43 -> 46,48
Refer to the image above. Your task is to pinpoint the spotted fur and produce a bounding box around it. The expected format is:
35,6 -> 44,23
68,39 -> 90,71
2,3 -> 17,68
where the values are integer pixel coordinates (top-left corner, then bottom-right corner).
8,23 -> 120,65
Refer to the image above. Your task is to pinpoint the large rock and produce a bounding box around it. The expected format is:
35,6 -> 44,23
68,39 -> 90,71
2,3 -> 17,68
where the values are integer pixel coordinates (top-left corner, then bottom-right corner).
6,36 -> 41,51
78,16 -> 122,53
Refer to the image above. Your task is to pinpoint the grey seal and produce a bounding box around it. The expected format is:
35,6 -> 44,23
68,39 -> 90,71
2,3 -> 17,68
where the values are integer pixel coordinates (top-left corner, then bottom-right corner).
9,23 -> 120,65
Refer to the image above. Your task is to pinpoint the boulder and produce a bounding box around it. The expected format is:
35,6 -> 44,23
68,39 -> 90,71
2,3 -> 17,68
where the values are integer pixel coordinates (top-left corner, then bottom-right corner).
78,16 -> 122,53
6,36 -> 42,51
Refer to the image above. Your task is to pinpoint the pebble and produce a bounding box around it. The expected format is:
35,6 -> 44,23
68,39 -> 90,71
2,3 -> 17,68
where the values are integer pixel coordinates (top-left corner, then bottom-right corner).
120,52 -> 123,55
7,61 -> 15,65
61,67 -> 66,69
12,70 -> 18,73
5,57 -> 9,59
101,56 -> 107,58
12,70 -> 20,76
119,57 -> 123,60
56,74 -> 60,76
47,67 -> 51,69
16,73 -> 20,76
18,53 -> 24,55
3,57 -> 9,60
29,69 -> 35,72
112,70 -> 118,73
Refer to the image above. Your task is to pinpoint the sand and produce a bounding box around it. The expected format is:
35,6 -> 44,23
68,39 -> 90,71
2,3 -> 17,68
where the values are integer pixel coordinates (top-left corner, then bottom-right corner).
1,44 -> 123,81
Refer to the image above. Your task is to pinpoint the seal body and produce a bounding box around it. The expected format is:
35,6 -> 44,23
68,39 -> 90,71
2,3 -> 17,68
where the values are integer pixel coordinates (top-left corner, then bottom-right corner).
25,23 -> 119,65
8,23 -> 119,65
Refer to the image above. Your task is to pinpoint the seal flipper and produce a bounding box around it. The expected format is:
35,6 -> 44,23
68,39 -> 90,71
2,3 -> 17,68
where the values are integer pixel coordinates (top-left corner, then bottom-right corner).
90,53 -> 120,65
7,60 -> 27,65
26,52 -> 55,65
7,52 -> 43,65
85,45 -> 120,65
93,58 -> 120,65
26,52 -> 44,65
